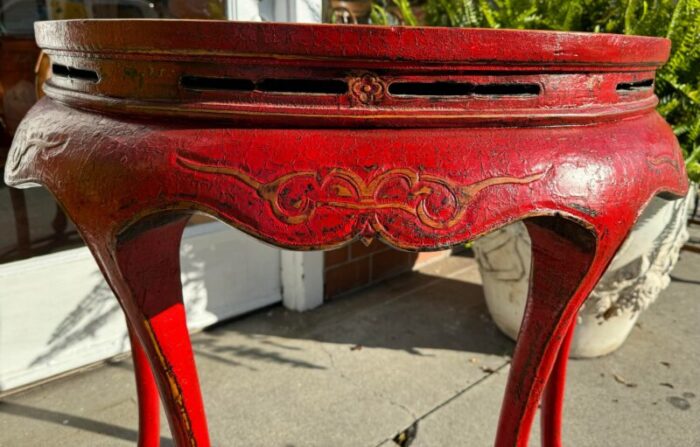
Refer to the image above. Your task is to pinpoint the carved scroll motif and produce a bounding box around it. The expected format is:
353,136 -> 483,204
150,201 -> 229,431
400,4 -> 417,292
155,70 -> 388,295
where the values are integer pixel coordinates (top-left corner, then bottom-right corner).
177,154 -> 546,233
647,155 -> 680,172
7,127 -> 69,174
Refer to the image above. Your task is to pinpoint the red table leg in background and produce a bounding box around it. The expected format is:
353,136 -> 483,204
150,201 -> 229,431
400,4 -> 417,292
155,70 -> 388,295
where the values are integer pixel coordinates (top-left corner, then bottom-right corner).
540,317 -> 576,447
129,327 -> 161,447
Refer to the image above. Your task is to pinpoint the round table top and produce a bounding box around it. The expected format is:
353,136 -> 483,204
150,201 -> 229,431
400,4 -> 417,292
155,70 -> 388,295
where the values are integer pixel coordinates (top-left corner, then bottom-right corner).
34,20 -> 671,127
36,20 -> 669,67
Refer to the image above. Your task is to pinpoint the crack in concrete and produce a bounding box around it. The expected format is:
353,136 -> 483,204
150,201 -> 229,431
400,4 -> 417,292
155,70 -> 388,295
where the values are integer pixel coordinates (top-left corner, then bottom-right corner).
312,263 -> 483,436
374,361 -> 511,447
318,341 -> 418,424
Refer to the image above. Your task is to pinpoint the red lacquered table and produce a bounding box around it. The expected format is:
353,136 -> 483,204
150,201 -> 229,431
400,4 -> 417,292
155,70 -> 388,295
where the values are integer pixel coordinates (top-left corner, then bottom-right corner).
4,20 -> 688,447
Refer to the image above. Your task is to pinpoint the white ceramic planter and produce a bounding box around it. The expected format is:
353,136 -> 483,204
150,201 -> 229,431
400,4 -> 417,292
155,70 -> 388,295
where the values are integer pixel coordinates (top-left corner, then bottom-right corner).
473,187 -> 695,358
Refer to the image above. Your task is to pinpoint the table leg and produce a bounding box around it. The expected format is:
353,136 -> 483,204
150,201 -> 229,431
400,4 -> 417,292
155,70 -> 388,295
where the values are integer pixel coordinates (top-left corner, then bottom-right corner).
129,326 -> 161,447
540,319 -> 575,447
494,216 -> 623,447
52,205 -> 68,238
91,215 -> 211,447
9,188 -> 31,258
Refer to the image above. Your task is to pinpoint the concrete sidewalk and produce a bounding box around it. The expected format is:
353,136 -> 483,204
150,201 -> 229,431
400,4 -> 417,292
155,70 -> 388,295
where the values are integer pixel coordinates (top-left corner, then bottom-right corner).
1,247 -> 698,446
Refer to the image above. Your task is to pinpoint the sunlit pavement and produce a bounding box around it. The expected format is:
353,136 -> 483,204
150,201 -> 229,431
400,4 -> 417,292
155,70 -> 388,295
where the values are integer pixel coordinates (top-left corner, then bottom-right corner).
1,235 -> 698,446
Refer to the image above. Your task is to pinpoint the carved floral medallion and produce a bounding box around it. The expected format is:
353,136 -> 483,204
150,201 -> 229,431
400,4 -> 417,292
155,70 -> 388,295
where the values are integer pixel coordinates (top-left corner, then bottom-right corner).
349,73 -> 386,106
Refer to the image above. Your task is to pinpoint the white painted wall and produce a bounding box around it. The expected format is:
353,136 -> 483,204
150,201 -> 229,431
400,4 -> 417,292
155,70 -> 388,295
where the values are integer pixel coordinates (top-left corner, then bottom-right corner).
281,250 -> 324,311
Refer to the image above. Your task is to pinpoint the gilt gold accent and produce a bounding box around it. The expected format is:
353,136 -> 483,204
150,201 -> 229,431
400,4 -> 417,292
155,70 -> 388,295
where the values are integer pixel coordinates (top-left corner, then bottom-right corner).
176,154 -> 546,231
647,155 -> 680,172
142,319 -> 196,447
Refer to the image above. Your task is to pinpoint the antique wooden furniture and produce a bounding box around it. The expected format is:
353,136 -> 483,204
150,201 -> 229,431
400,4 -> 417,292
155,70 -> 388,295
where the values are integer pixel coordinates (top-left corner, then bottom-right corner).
5,20 -> 687,446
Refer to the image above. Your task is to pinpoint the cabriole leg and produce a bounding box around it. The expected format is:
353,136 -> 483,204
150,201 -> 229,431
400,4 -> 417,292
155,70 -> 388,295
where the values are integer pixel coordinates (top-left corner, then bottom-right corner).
9,188 -> 30,258
539,319 -> 575,447
494,216 -> 622,447
129,326 -> 161,447
91,215 -> 210,447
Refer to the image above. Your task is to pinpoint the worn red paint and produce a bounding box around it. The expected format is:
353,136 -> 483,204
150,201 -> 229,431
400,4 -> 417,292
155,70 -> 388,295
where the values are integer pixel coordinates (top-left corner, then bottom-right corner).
4,20 -> 688,447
